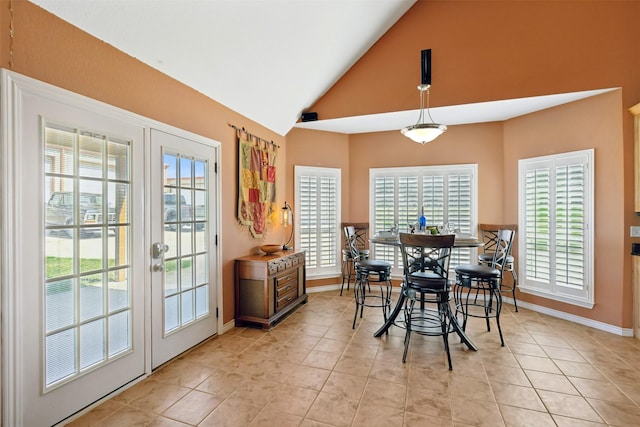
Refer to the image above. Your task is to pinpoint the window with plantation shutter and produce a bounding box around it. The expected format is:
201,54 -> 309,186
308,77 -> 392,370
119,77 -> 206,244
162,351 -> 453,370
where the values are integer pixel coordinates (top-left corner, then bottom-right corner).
295,166 -> 341,277
370,165 -> 477,274
518,149 -> 593,307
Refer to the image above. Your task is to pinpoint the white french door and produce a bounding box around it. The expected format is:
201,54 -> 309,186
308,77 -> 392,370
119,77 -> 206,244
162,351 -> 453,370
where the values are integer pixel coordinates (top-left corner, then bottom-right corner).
2,71 -> 145,426
1,72 -> 220,426
150,129 -> 218,368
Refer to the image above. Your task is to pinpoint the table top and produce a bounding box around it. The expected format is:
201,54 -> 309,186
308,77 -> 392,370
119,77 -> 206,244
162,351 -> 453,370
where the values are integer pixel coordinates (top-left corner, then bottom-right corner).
370,234 -> 484,248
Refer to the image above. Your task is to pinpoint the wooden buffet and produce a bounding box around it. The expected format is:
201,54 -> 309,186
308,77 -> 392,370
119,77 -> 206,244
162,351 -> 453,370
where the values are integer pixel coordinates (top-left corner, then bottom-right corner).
234,249 -> 307,329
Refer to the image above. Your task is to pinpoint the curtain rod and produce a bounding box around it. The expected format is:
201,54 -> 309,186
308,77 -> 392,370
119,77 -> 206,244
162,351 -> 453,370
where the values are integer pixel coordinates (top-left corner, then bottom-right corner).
229,124 -> 280,149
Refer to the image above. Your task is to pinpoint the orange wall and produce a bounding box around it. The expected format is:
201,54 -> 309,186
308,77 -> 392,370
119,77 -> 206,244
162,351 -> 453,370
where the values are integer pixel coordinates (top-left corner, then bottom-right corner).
504,91 -> 626,326
284,128 -> 351,219
292,1 -> 640,328
0,1 -> 289,324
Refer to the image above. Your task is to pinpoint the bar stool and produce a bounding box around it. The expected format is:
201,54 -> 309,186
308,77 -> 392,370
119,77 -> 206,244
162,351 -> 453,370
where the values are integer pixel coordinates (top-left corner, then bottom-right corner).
478,224 -> 518,311
344,226 -> 391,329
340,223 -> 369,295
399,233 -> 456,368
454,229 -> 515,346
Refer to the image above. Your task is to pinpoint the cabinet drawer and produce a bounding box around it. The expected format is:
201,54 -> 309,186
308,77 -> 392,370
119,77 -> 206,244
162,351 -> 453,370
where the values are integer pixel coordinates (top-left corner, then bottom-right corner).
276,287 -> 298,311
275,270 -> 297,291
276,279 -> 296,298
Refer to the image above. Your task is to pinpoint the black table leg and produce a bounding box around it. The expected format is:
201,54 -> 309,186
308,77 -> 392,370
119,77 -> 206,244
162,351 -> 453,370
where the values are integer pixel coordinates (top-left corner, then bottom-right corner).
373,290 -> 405,337
373,288 -> 478,352
448,310 -> 478,351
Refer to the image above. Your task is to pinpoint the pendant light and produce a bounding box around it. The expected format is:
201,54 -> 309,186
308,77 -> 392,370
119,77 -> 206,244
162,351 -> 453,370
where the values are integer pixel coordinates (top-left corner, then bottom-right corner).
401,49 -> 447,144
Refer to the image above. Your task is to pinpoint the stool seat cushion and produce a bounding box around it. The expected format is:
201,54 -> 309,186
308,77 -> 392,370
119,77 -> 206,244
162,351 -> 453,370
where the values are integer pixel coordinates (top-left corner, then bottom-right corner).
357,259 -> 391,272
478,253 -> 514,263
406,271 -> 449,291
455,263 -> 500,279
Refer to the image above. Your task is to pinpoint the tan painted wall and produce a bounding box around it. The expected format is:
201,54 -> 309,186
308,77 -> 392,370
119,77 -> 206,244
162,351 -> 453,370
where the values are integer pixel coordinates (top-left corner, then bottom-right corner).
295,1 -> 639,328
504,90 -> 625,327
0,1 -> 288,324
284,128 -> 351,219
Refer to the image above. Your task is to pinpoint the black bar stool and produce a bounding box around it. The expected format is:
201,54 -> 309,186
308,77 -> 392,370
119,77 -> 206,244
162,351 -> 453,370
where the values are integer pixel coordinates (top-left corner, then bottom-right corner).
454,229 -> 515,346
399,233 -> 456,368
340,223 -> 369,295
344,226 -> 391,329
478,224 -> 518,311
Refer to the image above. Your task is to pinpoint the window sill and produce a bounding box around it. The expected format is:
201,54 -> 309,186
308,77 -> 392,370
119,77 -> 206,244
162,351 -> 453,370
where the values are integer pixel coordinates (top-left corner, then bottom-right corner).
518,285 -> 594,309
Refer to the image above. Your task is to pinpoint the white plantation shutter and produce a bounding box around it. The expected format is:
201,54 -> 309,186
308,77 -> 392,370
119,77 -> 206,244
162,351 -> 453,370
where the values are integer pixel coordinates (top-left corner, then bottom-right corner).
295,166 -> 341,276
370,165 -> 477,274
519,150 -> 593,307
373,176 -> 397,264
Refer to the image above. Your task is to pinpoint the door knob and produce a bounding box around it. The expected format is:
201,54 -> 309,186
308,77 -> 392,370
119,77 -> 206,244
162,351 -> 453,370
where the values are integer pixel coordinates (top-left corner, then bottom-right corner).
152,242 -> 169,259
152,263 -> 164,272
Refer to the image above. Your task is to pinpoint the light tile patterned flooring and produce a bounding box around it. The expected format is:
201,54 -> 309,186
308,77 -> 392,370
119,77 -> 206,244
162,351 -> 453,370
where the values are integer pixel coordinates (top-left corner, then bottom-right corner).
67,290 -> 640,426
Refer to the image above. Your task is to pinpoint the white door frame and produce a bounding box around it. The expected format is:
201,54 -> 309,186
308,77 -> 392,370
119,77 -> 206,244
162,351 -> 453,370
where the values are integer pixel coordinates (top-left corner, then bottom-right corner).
0,69 -> 224,425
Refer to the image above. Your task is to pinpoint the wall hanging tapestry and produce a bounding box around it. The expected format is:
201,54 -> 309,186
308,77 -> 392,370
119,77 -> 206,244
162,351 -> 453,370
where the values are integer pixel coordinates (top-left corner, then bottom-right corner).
235,126 -> 278,239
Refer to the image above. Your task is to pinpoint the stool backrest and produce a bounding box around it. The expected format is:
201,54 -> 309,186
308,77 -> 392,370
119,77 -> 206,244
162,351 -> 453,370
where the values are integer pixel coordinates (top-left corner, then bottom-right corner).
341,222 -> 368,251
399,233 -> 455,281
490,229 -> 515,274
479,223 -> 517,255
344,226 -> 363,262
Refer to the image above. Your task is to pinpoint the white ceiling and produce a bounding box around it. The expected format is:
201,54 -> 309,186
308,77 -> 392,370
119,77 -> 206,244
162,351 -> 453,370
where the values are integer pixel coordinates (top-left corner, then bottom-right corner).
29,0 -> 415,136
29,0 -> 615,137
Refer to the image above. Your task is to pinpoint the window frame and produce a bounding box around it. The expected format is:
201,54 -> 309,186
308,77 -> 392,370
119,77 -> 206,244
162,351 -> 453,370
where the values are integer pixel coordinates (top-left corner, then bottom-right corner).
294,165 -> 342,278
518,149 -> 594,308
369,164 -> 478,275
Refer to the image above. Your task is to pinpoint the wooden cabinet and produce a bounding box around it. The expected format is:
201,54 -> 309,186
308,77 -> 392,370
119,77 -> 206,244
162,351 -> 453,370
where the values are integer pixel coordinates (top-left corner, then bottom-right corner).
235,249 -> 307,329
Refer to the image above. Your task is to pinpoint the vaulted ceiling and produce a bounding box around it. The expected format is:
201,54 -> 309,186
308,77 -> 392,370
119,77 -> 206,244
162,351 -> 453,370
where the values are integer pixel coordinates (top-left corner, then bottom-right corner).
29,0 -> 610,137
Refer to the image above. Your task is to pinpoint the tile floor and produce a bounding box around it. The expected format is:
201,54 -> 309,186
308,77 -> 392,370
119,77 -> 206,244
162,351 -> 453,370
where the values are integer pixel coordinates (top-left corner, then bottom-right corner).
66,290 -> 640,426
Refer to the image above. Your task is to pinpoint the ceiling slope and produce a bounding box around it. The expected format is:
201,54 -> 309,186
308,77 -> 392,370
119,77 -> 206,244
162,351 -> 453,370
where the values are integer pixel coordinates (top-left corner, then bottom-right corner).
29,0 -> 416,136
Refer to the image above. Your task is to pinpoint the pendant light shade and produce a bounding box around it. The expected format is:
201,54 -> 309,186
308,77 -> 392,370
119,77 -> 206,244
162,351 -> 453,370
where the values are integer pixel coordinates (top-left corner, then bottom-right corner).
401,50 -> 447,144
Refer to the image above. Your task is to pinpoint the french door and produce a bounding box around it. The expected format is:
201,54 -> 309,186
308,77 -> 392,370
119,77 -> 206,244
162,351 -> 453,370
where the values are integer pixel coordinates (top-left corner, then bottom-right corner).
150,129 -> 218,368
1,72 -> 220,425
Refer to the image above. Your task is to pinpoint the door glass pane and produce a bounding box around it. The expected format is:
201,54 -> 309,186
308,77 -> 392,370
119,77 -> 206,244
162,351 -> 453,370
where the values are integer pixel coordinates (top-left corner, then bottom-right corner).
43,123 -> 132,390
162,152 -> 209,335
80,319 -> 105,369
108,311 -> 130,356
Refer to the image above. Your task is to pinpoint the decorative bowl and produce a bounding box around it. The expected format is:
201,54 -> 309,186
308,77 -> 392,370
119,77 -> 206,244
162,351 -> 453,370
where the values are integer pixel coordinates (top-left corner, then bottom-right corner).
260,244 -> 282,254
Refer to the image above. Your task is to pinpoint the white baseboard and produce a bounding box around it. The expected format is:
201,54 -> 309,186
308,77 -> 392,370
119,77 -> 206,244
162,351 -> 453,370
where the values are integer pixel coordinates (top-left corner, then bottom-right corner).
221,319 -> 235,334
502,297 -> 634,337
307,283 -> 342,293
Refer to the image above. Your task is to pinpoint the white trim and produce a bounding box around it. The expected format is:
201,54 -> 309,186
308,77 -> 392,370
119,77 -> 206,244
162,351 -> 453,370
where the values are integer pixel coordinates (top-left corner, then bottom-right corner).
294,165 -> 342,277
518,149 -> 594,307
368,163 -> 478,275
510,298 -> 633,337
1,68 -> 23,427
221,319 -> 235,335
306,273 -> 341,281
518,285 -> 595,309
307,284 -> 342,293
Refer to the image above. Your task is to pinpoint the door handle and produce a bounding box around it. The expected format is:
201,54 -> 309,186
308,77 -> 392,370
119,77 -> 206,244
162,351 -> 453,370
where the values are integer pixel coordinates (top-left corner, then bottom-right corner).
152,242 -> 169,259
152,263 -> 164,272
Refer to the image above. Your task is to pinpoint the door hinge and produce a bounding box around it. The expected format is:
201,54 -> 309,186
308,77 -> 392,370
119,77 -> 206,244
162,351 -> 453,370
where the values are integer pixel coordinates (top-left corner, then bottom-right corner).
216,307 -> 219,318
214,162 -> 218,173
215,234 -> 218,246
